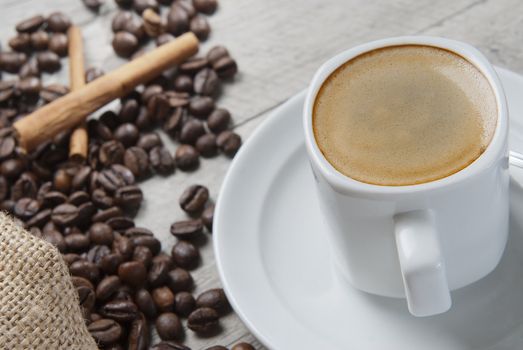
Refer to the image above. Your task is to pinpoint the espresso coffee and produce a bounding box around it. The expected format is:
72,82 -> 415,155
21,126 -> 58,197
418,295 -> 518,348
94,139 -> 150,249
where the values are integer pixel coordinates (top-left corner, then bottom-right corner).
313,45 -> 497,186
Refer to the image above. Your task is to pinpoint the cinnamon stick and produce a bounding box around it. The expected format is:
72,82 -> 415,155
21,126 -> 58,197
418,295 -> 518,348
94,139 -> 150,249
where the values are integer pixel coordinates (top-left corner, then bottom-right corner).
68,25 -> 88,161
14,32 -> 199,151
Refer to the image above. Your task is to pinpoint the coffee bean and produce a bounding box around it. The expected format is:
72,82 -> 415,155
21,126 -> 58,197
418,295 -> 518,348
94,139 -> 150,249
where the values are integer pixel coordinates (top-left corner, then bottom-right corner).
107,215 -> 135,230
14,197 -> 40,219
141,84 -> 163,104
165,91 -> 190,108
40,83 -> 69,103
170,219 -> 203,240
174,75 -> 193,93
36,51 -> 61,73
53,168 -> 72,193
190,15 -> 210,41
118,99 -> 139,124
17,77 -> 41,96
201,204 -> 215,231
9,34 -> 31,52
113,31 -> 139,58
0,52 -> 28,73
112,234 -> 135,260
99,140 -> 125,166
16,15 -> 45,33
114,123 -> 139,147
207,108 -> 231,133
163,108 -> 184,137
156,312 -> 183,340
166,7 -> 189,36
47,12 -> 71,32
174,145 -> 199,171
173,0 -> 196,17
70,260 -> 100,283
196,288 -> 230,315
19,58 -> 40,78
152,287 -> 175,312
85,66 -> 104,83
134,0 -> 160,14
97,275 -> 122,301
118,260 -> 146,288
65,233 -> 90,252
0,136 -> 16,161
188,96 -> 214,118
88,245 -> 115,269
63,253 -> 82,266
87,222 -> 114,246
112,11 -> 133,32
194,0 -> 217,14
156,33 -> 175,46
217,130 -> 241,157
124,17 -> 147,42
91,188 -> 114,209
179,57 -> 208,75
213,56 -> 238,79
152,341 -> 190,350
194,68 -> 219,96
174,291 -> 195,317
133,245 -> 153,268
101,299 -> 139,322
148,258 -> 171,287
72,276 -> 96,316
1,159 -> 25,179
100,253 -> 124,275
187,307 -> 219,333
11,173 -> 37,201
88,319 -> 123,346
179,184 -> 209,214
135,288 -> 157,319
180,118 -> 205,144
52,203 -> 79,226
195,133 -> 217,157
206,45 -> 229,66
68,191 -> 89,206
43,229 -> 66,252
25,208 -> 52,228
129,234 -> 161,255
143,8 -> 163,37
171,241 -> 199,269
232,344 -> 255,350
48,33 -> 68,57
129,312 -> 150,350
148,93 -> 171,123
91,207 -> 121,223
83,0 -> 103,12
137,132 -> 163,151
149,146 -> 175,175
123,147 -> 149,178
30,31 -> 49,51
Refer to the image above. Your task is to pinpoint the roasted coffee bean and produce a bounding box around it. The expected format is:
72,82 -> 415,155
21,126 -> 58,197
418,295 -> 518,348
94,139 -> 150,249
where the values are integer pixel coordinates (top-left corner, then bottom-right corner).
37,51 -> 61,73
16,15 -> 45,33
0,176 -> 7,201
170,219 -> 203,239
196,288 -> 230,315
231,344 -> 255,350
148,94 -> 171,122
166,7 -> 189,36
12,173 -> 38,201
65,233 -> 90,252
141,84 -> 163,104
179,184 -> 209,214
174,145 -> 199,171
112,11 -> 133,32
53,168 -> 72,193
1,199 -> 15,213
173,0 -> 196,17
149,146 -> 175,175
88,319 -> 123,346
9,34 -> 31,52
87,244 -> 111,265
193,0 -> 218,14
17,77 -> 41,95
0,52 -> 28,73
187,307 -> 219,333
156,312 -> 183,340
25,208 -> 52,228
129,312 -> 150,350
137,132 -> 163,151
148,258 -> 170,287
207,108 -> 231,133
14,197 -> 40,219
43,229 -> 66,252
92,206 -> 122,222
83,0 -> 103,12
151,341 -> 190,350
114,123 -> 139,147
135,288 -> 157,319
217,130 -> 241,157
88,222 -> 114,246
1,159 -> 24,179
99,140 -> 125,166
193,68 -> 219,96
143,8 -> 163,37
171,241 -> 199,269
152,287 -> 175,312
129,234 -> 161,255
206,45 -> 229,65
111,163 -> 136,185
163,108 -> 184,137
71,166 -> 91,191
115,185 -> 143,211
174,75 -> 193,93
100,253 -> 124,274
135,107 -> 151,130
123,147 -> 149,178
166,267 -> 193,292
165,91 -> 190,108
68,191 -> 89,206
201,204 -> 214,231
48,33 -> 68,56
30,31 -> 49,51
97,275 -> 122,301
190,15 -> 210,41
85,66 -> 104,83
0,84 -> 15,103
118,260 -> 146,288
174,291 -> 195,317
195,133 -> 217,157
72,276 -> 96,315
107,215 -> 135,230
179,57 -> 208,75
188,96 -> 214,118
156,33 -> 175,46
133,245 -> 152,268
133,0 -> 160,14
213,56 -> 238,79
113,31 -> 139,58
47,12 -> 71,32
52,203 -> 79,226
180,118 -> 205,144
19,58 -> 40,78
40,83 -> 69,103
63,253 -> 82,266
118,98 -> 139,123
91,188 -> 115,209
113,234 -> 135,260
101,299 -> 139,322
70,260 -> 100,283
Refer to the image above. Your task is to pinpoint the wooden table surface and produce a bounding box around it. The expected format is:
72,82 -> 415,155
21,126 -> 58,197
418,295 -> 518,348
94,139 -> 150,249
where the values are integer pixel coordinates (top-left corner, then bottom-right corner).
1,0 -> 523,349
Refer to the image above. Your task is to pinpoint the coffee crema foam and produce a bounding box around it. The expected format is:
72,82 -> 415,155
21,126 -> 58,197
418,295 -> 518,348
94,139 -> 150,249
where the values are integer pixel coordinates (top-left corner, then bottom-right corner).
313,45 -> 497,186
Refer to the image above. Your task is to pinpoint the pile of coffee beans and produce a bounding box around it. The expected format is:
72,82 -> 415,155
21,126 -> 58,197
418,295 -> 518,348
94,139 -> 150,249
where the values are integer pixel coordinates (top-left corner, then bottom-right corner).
0,1 -> 253,349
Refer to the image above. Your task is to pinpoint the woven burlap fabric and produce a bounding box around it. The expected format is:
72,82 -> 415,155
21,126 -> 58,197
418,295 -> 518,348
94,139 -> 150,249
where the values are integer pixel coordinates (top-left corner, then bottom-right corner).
0,212 -> 98,349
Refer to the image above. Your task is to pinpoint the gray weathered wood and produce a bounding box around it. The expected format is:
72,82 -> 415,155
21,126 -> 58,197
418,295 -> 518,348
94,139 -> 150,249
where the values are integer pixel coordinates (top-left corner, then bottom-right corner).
1,0 -> 523,348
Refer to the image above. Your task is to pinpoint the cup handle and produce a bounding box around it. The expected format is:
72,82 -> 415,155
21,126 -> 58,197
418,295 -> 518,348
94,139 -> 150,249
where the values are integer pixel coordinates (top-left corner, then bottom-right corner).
394,210 -> 451,317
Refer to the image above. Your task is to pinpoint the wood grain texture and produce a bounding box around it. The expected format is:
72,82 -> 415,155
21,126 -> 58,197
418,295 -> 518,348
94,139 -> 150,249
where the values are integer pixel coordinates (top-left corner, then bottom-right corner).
1,0 -> 523,348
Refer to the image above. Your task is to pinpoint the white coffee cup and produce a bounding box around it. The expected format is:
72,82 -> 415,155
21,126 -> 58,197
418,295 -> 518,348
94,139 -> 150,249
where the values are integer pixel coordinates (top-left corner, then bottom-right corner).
303,36 -> 509,317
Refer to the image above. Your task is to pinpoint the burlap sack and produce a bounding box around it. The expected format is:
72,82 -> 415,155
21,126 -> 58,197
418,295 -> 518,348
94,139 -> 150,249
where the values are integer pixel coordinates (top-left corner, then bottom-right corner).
0,212 -> 98,349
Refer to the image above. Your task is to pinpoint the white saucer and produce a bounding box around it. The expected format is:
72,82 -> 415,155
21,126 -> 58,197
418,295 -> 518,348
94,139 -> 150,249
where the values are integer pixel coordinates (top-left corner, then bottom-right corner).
214,67 -> 523,350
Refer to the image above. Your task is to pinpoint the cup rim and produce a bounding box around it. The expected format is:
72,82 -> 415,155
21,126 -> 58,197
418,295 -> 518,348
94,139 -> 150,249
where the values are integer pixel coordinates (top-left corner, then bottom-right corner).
303,36 -> 509,196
